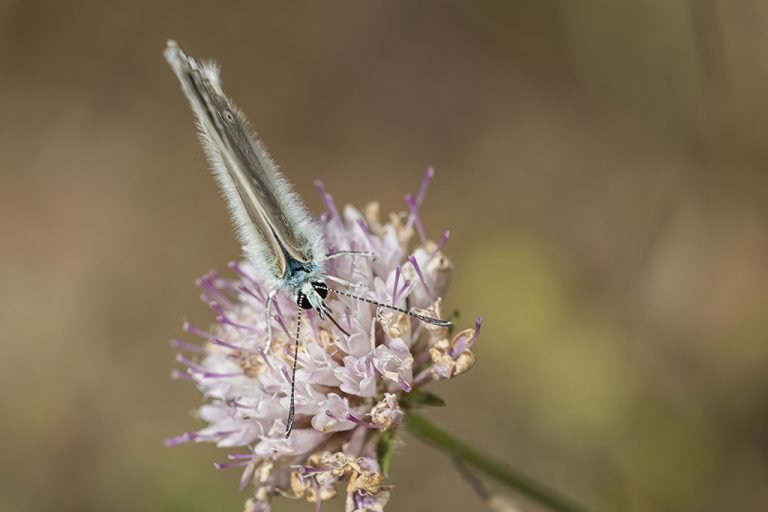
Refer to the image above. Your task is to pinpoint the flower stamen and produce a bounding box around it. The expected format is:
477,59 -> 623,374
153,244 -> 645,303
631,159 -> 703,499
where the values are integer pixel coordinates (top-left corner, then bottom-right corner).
391,266 -> 402,304
408,255 -> 435,303
314,180 -> 343,229
184,321 -> 216,340
170,338 -> 206,354
428,229 -> 451,263
405,194 -> 427,244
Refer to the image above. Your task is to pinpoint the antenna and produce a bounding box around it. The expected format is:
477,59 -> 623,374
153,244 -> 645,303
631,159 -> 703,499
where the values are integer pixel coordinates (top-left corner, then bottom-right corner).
327,287 -> 452,327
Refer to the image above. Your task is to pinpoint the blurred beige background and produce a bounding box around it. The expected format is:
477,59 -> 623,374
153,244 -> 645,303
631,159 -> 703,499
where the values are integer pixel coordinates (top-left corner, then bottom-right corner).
2,1 -> 768,511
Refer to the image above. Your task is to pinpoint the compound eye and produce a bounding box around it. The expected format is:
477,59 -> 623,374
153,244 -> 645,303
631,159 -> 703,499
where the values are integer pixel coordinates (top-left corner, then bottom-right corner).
297,293 -> 313,310
312,281 -> 329,299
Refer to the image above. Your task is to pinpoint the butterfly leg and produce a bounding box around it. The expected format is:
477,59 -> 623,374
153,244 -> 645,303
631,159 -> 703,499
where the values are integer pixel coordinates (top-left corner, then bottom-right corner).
320,250 -> 375,262
264,289 -> 278,353
325,274 -> 368,289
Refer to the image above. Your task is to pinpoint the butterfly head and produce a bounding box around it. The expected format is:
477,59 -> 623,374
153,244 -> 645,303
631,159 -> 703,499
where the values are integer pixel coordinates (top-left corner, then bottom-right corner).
295,280 -> 328,312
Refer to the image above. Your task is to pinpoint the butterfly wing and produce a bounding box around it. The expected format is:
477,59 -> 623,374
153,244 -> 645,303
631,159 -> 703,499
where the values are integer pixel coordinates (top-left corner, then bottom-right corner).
165,41 -> 323,282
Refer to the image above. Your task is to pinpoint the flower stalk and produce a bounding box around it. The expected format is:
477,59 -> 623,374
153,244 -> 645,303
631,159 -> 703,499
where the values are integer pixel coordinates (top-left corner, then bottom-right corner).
405,412 -> 591,512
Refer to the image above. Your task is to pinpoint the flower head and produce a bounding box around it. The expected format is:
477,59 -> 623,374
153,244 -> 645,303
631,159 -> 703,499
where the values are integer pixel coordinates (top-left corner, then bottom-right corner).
167,169 -> 482,511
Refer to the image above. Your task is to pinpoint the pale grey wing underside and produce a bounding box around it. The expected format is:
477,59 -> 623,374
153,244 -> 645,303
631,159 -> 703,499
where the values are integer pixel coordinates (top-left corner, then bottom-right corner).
164,41 -> 317,280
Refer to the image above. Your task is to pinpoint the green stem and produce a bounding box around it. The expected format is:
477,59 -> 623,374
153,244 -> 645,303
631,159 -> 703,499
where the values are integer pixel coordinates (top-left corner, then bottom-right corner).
405,412 -> 591,512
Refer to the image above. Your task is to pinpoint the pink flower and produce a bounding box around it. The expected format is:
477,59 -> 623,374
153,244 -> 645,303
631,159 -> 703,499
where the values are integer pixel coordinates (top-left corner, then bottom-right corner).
167,169 -> 481,511
335,355 -> 377,397
373,339 -> 414,392
311,393 -> 358,432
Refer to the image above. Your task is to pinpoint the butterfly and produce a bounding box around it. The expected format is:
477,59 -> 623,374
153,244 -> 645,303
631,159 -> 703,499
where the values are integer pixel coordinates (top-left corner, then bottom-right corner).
164,41 -> 451,436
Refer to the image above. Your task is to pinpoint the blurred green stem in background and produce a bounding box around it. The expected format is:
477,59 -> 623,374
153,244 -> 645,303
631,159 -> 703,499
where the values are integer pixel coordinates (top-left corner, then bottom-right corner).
405,412 -> 591,512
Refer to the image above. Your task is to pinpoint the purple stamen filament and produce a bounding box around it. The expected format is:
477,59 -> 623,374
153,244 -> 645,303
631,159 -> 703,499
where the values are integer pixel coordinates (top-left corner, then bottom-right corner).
315,180 -> 343,229
271,295 -> 285,320
306,309 -> 319,341
164,429 -> 238,447
345,413 -> 378,429
391,266 -> 402,304
196,274 -> 233,307
472,317 -> 483,342
405,194 -> 427,244
428,229 -> 451,263
228,261 -> 261,293
210,337 -> 260,354
239,285 -> 263,303
227,453 -> 254,460
406,167 -> 434,231
398,278 -> 411,300
192,369 -> 243,379
184,321 -> 215,341
283,346 -> 308,367
175,353 -> 204,371
355,219 -> 376,248
326,242 -> 338,275
274,315 -> 292,340
207,301 -> 224,316
409,255 -> 435,303
324,409 -> 376,429
257,348 -> 274,371
170,338 -> 205,354
215,461 -> 250,470
217,314 -> 258,333
416,166 -> 435,206
231,399 -> 259,409
170,369 -> 193,381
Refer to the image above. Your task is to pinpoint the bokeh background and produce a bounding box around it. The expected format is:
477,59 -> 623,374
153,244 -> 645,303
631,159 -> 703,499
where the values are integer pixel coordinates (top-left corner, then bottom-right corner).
2,1 -> 767,511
